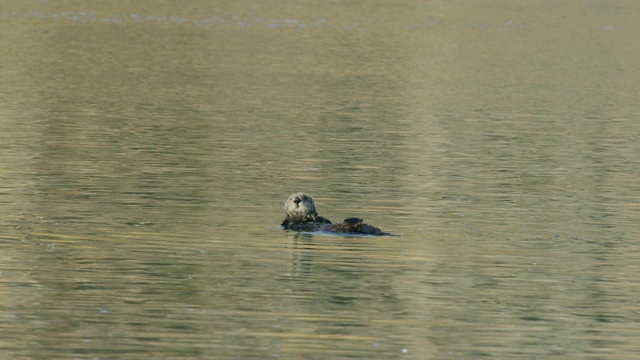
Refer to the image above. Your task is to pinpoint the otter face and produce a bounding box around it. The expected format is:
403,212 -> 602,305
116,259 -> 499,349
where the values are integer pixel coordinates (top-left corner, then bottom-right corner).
284,192 -> 317,217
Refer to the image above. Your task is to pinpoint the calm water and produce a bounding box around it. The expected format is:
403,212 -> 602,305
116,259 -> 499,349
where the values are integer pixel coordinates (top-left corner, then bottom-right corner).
1,1 -> 640,359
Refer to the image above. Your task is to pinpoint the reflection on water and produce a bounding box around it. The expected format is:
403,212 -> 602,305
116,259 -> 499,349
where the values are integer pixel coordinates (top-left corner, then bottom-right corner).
1,1 -> 640,358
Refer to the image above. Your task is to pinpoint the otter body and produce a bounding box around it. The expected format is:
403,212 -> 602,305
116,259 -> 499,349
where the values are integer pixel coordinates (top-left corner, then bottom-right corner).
281,192 -> 393,236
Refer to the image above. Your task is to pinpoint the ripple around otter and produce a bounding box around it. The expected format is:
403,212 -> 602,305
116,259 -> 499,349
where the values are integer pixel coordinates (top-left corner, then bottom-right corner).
281,227 -> 399,238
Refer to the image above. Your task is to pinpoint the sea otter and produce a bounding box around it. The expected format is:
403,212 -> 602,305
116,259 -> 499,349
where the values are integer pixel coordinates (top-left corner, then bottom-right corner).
281,192 -> 394,236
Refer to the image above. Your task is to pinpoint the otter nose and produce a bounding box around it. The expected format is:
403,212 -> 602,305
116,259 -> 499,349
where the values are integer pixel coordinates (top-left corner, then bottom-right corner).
293,198 -> 301,204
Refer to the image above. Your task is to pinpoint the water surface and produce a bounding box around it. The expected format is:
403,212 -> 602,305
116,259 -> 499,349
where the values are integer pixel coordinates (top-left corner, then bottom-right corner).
1,1 -> 640,358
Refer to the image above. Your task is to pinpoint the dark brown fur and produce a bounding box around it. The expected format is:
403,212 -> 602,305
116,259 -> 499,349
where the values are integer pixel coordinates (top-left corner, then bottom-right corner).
281,193 -> 394,236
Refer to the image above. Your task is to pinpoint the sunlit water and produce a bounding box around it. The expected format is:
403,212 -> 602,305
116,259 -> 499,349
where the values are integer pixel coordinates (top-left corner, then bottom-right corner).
1,1 -> 640,359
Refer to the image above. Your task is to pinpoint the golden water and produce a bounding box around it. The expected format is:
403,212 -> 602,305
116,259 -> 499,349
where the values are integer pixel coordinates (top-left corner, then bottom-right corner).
1,1 -> 639,358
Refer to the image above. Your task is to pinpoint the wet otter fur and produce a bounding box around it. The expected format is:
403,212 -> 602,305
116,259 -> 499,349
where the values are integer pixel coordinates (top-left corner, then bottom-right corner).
281,192 -> 393,236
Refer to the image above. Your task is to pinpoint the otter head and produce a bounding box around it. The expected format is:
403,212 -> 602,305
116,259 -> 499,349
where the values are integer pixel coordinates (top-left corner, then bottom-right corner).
284,192 -> 317,218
